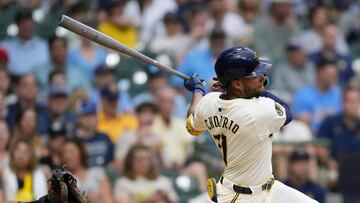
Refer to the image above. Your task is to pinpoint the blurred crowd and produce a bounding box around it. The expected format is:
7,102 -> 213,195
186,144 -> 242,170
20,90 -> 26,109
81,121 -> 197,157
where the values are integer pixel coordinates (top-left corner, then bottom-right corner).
0,0 -> 360,203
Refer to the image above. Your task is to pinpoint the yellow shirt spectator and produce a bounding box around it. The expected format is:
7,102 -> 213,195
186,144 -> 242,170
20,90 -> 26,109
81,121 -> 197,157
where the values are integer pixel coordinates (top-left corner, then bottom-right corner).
97,111 -> 138,143
98,22 -> 138,49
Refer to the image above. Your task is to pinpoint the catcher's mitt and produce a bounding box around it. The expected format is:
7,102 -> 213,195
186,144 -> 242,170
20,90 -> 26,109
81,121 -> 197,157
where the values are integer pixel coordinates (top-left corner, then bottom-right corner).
47,165 -> 87,203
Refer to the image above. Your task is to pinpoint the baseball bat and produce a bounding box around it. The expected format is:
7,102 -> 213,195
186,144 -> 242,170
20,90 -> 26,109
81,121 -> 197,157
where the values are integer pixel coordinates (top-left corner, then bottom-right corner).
58,15 -> 190,80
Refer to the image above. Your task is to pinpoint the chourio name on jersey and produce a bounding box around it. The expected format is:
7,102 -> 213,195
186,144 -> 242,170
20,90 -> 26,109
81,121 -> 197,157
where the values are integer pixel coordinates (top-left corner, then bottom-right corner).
204,115 -> 239,133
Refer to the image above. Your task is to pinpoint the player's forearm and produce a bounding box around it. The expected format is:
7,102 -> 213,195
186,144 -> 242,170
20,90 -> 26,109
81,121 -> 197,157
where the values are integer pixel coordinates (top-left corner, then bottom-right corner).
262,90 -> 292,125
187,91 -> 203,117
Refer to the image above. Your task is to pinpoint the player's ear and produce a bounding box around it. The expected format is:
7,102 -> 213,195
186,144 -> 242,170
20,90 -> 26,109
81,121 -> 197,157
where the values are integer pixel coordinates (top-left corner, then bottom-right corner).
231,80 -> 243,91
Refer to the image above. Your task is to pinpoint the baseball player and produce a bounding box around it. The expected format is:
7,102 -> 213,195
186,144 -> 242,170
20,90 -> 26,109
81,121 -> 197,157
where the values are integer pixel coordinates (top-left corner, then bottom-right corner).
184,47 -> 318,203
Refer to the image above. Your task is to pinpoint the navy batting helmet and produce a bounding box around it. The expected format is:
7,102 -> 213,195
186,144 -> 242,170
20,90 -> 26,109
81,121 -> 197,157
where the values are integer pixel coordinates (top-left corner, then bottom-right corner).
214,47 -> 272,88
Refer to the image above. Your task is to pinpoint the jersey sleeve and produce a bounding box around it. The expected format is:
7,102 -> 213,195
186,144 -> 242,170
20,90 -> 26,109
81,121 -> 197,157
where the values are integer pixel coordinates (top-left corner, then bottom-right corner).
254,97 -> 287,138
186,97 -> 208,136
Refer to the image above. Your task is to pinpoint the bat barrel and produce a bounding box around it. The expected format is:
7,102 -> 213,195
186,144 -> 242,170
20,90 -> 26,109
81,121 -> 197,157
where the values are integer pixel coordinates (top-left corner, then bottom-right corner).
58,15 -> 190,80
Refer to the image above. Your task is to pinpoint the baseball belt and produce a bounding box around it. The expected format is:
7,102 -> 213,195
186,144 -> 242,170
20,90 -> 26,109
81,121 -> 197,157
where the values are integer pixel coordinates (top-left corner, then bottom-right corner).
220,175 -> 275,195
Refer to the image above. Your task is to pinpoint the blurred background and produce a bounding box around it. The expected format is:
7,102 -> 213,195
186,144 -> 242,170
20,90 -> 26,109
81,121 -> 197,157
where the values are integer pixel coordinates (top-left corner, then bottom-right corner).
0,0 -> 360,202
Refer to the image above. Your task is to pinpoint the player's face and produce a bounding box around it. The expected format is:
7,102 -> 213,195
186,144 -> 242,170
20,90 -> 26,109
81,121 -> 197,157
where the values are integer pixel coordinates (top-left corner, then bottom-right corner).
241,75 -> 266,98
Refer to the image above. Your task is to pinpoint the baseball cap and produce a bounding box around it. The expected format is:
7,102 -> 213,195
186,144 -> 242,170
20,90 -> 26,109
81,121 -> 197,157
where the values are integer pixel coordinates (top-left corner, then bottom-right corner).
94,64 -> 113,75
48,85 -> 68,98
0,47 -> 9,65
289,148 -> 310,162
75,99 -> 97,116
286,40 -> 303,52
100,83 -> 119,100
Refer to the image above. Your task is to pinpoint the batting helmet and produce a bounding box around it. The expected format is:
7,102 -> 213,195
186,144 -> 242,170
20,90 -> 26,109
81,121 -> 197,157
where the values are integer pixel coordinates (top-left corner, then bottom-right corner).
214,47 -> 272,88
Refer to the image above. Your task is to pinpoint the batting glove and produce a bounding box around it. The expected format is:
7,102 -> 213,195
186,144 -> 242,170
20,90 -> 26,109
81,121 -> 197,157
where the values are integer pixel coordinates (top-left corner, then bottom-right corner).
184,73 -> 205,95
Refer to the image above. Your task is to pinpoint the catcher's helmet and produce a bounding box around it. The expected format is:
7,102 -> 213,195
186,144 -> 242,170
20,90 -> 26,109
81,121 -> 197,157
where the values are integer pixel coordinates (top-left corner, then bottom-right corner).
214,47 -> 272,88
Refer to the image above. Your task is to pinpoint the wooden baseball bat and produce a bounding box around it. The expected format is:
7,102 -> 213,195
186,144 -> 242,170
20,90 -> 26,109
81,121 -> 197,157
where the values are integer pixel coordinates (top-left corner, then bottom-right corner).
58,15 -> 190,80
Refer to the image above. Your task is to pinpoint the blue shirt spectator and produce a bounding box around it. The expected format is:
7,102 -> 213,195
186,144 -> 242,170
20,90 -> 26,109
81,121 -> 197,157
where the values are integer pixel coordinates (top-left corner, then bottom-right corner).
171,27 -> 226,92
171,49 -> 216,88
34,36 -> 92,96
68,39 -> 107,80
0,37 -> 49,76
293,85 -> 342,130
74,99 -> 115,167
85,132 -> 115,167
318,115 -> 360,157
292,58 -> 342,131
0,8 -> 49,76
317,87 -> 360,203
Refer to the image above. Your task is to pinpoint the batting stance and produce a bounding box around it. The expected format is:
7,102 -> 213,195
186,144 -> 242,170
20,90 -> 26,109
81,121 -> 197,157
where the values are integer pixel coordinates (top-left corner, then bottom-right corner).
184,47 -> 318,203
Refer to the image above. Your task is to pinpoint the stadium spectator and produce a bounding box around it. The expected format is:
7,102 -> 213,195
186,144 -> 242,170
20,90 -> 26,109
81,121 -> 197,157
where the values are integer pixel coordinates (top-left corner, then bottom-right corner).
113,145 -> 178,203
97,83 -> 138,143
285,148 -> 326,203
309,24 -> 353,87
39,125 -> 67,170
115,102 -> 163,169
74,99 -> 114,167
298,5 -> 349,55
272,39 -> 315,101
40,85 -> 75,138
61,138 -> 113,203
253,0 -> 300,66
98,0 -> 138,49
0,120 -> 10,169
152,86 -> 193,169
181,6 -> 210,52
134,71 -> 187,118
123,0 -> 177,46
238,0 -> 261,25
171,27 -> 226,90
150,12 -> 188,66
236,0 -> 261,46
11,108 -> 44,158
91,64 -> 134,114
34,36 -> 91,96
6,74 -> 47,135
292,57 -> 342,131
208,0 -> 248,46
2,139 -> 47,201
47,71 -> 67,89
0,8 -> 49,77
67,37 -> 107,81
317,86 -> 360,202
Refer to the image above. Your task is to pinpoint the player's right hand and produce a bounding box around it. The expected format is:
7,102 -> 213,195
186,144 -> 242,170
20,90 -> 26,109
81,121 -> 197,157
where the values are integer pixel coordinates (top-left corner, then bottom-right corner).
184,73 -> 205,95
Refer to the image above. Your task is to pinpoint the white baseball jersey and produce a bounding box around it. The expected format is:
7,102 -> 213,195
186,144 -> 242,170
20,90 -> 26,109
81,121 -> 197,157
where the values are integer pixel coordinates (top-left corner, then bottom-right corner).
187,92 -> 286,186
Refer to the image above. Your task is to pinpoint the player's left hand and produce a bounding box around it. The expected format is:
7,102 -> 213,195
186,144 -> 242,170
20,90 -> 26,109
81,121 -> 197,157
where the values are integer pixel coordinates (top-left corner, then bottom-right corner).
184,73 -> 205,95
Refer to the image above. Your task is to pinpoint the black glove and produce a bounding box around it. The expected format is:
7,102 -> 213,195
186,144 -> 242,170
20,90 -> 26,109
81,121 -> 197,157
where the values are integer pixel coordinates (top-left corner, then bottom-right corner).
184,73 -> 205,95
